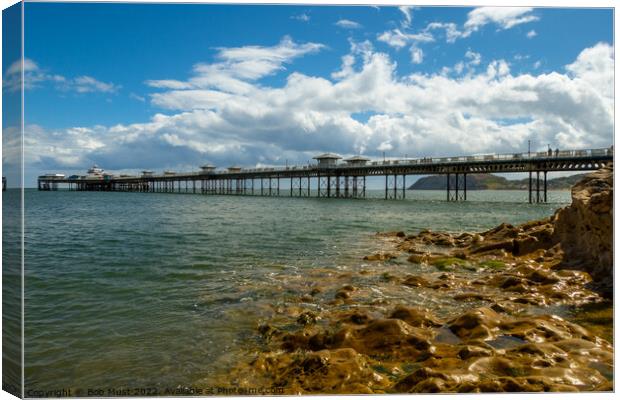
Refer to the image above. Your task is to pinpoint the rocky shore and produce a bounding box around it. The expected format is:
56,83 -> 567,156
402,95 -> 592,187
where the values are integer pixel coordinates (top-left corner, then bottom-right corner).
220,166 -> 613,393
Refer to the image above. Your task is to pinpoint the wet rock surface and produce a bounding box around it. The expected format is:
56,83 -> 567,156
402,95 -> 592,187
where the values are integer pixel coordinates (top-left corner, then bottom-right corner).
215,168 -> 613,393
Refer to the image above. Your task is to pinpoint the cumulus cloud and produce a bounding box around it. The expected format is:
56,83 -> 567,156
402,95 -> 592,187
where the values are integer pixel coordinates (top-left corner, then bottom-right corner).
22,41 -> 613,178
335,19 -> 361,29
527,29 -> 537,38
2,58 -> 120,94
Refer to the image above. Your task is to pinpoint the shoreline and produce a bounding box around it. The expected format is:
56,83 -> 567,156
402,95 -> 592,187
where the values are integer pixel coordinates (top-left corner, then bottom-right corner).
215,166 -> 613,393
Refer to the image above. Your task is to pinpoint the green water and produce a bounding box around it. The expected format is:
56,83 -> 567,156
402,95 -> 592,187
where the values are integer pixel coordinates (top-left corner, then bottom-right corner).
5,189 -> 571,391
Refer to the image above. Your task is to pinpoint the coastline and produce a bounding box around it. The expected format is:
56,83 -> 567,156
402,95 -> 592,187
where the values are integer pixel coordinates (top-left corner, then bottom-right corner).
218,166 -> 613,393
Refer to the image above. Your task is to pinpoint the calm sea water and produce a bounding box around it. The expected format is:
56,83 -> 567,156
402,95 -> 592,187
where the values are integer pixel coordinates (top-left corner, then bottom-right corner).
5,188 -> 571,391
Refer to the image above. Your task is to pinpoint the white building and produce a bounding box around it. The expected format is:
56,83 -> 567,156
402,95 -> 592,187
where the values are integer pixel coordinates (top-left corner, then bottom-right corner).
313,153 -> 342,168
343,155 -> 370,166
200,164 -> 216,173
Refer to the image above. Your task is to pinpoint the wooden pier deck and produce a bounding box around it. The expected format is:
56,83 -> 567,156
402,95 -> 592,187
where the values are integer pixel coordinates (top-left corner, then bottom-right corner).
37,147 -> 613,203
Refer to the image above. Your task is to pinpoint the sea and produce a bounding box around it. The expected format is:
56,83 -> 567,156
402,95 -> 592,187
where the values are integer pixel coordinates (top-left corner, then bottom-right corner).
2,188 -> 572,392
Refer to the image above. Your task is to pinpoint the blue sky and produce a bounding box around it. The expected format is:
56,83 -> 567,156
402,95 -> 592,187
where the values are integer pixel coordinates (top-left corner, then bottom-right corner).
1,3 -> 614,185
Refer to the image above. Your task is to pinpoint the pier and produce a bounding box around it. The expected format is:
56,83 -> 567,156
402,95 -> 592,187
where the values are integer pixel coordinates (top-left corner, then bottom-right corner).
37,147 -> 613,203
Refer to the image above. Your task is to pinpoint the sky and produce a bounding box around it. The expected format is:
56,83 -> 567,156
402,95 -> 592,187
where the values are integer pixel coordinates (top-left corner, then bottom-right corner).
1,2 -> 615,186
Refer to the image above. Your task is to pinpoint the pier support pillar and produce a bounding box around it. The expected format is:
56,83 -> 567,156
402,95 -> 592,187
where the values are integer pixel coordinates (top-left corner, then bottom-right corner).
327,174 -> 331,198
536,171 -> 541,203
385,175 -> 389,200
544,171 -> 548,203
528,171 -> 532,204
363,176 -> 366,199
464,173 -> 467,201
446,173 -> 466,201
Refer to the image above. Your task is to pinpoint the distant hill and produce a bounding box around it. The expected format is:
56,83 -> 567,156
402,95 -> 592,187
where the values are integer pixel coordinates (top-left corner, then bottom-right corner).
408,173 -> 586,190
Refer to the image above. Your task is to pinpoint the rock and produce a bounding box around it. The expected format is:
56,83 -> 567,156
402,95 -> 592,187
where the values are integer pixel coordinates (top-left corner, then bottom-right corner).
364,252 -> 398,261
335,285 -> 356,300
258,323 -> 278,337
453,293 -> 492,302
553,165 -> 613,295
448,307 -> 502,340
250,348 -> 389,394
458,345 -> 494,360
389,306 -> 442,328
380,272 -> 399,282
297,311 -> 319,326
327,319 -> 433,359
401,275 -> 430,288
512,235 -> 542,256
407,253 -> 429,264
378,231 -> 406,238
393,367 -> 450,392
342,311 -> 372,325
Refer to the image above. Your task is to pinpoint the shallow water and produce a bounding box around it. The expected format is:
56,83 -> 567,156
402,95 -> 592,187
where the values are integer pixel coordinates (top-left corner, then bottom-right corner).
6,188 -> 574,390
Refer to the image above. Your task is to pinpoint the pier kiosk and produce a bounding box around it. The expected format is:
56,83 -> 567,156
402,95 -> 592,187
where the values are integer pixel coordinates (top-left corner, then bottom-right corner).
200,165 -> 216,174
313,153 -> 342,168
344,155 -> 370,166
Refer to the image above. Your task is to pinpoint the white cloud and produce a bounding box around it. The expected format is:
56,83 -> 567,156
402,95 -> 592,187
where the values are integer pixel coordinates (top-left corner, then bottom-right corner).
3,58 -> 58,91
465,50 -> 481,66
410,46 -> 423,64
398,6 -> 414,28
292,13 -> 310,22
533,60 -> 542,69
332,54 -> 356,80
129,92 -> 146,102
486,60 -> 511,78
464,7 -> 539,33
3,58 -> 120,94
144,79 -> 193,90
565,42 -> 613,97
377,28 -> 434,49
424,22 -> 463,43
443,50 -> 482,76
423,7 -> 539,43
335,19 -> 361,29
69,76 -> 119,93
378,140 -> 393,152
527,29 -> 537,38
22,42 -> 613,178
146,36 -> 323,97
